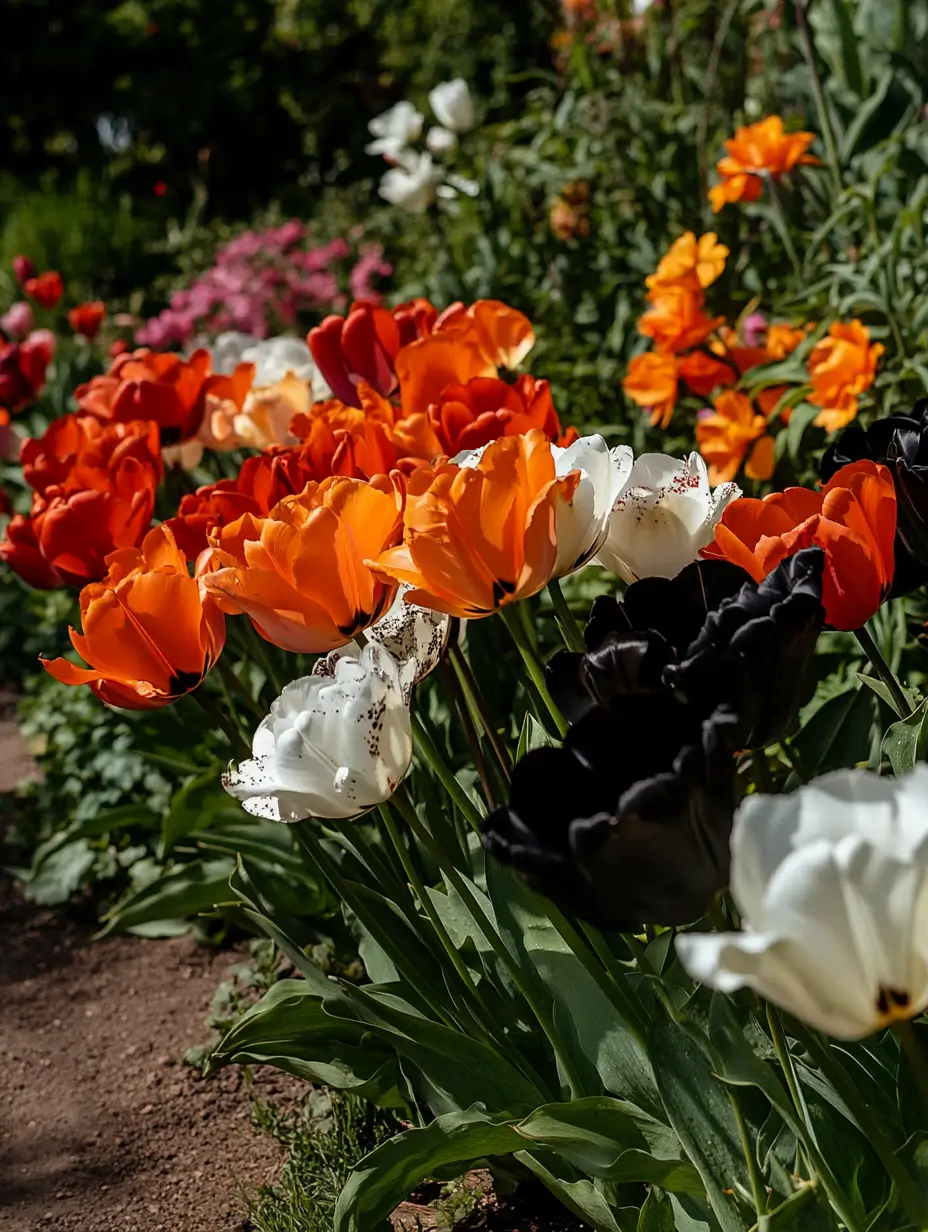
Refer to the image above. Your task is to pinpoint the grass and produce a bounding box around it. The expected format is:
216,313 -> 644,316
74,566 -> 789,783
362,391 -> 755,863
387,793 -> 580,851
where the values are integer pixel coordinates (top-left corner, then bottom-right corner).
245,1089 -> 400,1232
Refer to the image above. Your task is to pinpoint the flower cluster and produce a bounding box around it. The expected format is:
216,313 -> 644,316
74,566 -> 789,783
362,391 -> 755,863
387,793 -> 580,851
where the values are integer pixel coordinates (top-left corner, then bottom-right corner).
708,115 -> 819,212
367,80 -> 478,213
136,223 -> 392,348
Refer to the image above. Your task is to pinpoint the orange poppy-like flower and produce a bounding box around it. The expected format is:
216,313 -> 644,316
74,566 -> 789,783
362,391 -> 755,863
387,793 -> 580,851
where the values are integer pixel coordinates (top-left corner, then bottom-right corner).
808,320 -> 884,433
677,351 -> 739,398
702,460 -> 896,630
696,391 -> 775,486
646,232 -> 729,293
68,302 -> 106,339
370,430 -> 579,619
638,284 -> 724,354
202,474 -> 403,653
766,322 -> 810,359
76,347 -> 213,442
709,116 -> 820,213
622,352 -> 679,428
42,524 -> 225,708
423,374 -> 574,457
24,271 -> 64,309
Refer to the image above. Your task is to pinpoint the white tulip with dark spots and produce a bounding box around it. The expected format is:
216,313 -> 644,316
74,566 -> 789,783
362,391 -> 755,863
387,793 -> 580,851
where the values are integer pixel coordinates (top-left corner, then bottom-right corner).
676,766 -> 928,1039
223,642 -> 412,822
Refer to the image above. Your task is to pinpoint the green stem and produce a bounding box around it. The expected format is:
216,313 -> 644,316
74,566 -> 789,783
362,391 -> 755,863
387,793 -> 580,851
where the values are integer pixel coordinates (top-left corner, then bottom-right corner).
412,711 -> 484,831
895,1020 -> 928,1115
854,624 -> 911,717
727,1087 -> 767,1218
190,688 -> 251,760
394,791 -> 587,1099
793,0 -> 843,200
449,641 -> 512,778
547,579 -> 585,654
764,173 -> 803,281
216,655 -> 266,723
441,661 -> 497,808
794,1023 -> 928,1229
499,605 -> 568,738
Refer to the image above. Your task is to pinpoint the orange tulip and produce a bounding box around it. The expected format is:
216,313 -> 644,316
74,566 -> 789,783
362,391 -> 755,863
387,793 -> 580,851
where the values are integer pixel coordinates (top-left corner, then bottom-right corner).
76,347 -> 213,442
622,352 -> 679,428
638,283 -> 724,354
370,430 -> 579,619
21,413 -> 163,497
203,474 -> 403,653
696,391 -> 775,486
702,460 -> 896,630
41,524 -> 225,708
808,320 -> 884,433
68,301 -> 106,339
709,116 -> 820,212
646,232 -> 729,293
432,299 -> 535,370
424,374 -> 574,456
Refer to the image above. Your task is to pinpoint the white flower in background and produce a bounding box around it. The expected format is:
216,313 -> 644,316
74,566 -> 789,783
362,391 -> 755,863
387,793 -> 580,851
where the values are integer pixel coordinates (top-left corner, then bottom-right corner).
207,333 -> 330,402
366,100 -> 425,159
550,435 -> 630,577
428,79 -> 475,134
426,126 -> 458,156
315,592 -> 450,703
596,451 -> 740,583
223,643 -> 412,823
676,767 -> 928,1039
208,331 -> 257,374
378,152 -> 442,213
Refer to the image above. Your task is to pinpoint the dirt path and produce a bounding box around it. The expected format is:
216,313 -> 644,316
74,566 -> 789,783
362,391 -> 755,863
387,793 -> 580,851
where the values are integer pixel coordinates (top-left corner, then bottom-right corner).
0,882 -> 288,1232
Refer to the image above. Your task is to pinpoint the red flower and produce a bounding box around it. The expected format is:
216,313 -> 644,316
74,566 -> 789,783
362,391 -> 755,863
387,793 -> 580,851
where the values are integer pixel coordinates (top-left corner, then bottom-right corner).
12,256 -> 36,286
0,513 -> 65,589
154,181 -> 168,197
24,272 -> 64,309
76,347 -> 213,443
0,336 -> 53,412
68,302 -> 106,340
308,299 -> 437,406
426,374 -> 574,455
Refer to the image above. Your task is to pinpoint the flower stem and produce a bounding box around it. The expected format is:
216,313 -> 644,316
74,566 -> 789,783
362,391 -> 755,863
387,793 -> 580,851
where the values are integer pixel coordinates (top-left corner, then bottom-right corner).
412,710 -> 484,831
393,790 -> 588,1099
854,624 -> 911,717
727,1087 -> 767,1218
895,1020 -> 928,1113
764,173 -> 803,281
793,0 -> 843,200
793,1022 -> 928,1229
547,579 -> 585,654
190,687 -> 251,760
441,661 -> 497,808
449,641 -> 512,778
216,655 -> 266,723
499,605 -> 568,738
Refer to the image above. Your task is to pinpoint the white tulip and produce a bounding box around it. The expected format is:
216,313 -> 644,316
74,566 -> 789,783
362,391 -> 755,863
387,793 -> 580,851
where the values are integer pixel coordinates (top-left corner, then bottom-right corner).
428,79 -> 476,134
315,592 -> 450,704
208,331 -> 259,374
240,336 -> 315,387
676,767 -> 928,1039
365,100 -> 424,158
223,643 -> 412,822
378,152 -> 442,213
426,126 -> 458,156
596,451 -> 740,583
550,435 -> 632,577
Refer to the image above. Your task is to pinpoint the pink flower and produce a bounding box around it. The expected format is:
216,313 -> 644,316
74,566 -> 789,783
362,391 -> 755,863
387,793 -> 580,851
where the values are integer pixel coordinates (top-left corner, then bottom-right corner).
742,311 -> 768,348
1,302 -> 34,339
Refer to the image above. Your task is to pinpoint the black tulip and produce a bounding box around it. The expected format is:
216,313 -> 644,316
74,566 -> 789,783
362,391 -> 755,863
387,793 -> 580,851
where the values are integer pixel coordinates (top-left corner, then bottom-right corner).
821,401 -> 928,595
482,698 -> 739,931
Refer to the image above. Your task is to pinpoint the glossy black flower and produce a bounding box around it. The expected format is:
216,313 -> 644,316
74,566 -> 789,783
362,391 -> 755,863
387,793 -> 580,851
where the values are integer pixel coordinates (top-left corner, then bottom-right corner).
482,697 -> 739,931
548,549 -> 825,749
821,401 -> 928,594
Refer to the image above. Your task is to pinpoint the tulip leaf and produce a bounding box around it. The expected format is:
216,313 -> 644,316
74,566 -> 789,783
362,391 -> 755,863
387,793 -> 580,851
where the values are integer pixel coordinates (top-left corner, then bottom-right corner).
856,672 -> 918,719
760,1184 -> 822,1229
793,684 -> 876,778
636,1187 -> 674,1232
99,857 -> 236,935
881,698 -> 928,775
649,1014 -> 754,1232
784,403 -> 821,463
161,764 -> 238,852
516,712 -> 558,760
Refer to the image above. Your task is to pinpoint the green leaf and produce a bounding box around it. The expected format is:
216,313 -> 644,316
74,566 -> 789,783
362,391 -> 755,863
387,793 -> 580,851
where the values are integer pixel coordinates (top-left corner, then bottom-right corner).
793,684 -> 875,777
762,1185 -> 821,1229
882,698 -> 928,774
785,403 -> 821,462
161,766 -> 235,852
516,712 -> 558,760
100,858 -> 236,934
637,1188 -> 674,1232
649,1014 -> 753,1232
840,68 -> 894,161
828,0 -> 864,96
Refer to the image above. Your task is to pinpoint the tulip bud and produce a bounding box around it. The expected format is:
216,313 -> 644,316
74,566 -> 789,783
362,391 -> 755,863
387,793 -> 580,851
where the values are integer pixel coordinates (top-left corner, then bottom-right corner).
223,643 -> 413,821
0,302 -> 34,339
12,255 -> 36,285
428,79 -> 475,134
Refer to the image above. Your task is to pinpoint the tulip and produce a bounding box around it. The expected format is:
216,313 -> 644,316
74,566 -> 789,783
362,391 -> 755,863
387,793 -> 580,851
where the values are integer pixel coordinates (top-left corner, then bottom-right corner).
379,151 -> 442,213
41,524 -> 225,708
0,302 -> 34,340
426,374 -> 570,456
0,338 -> 52,412
12,255 -> 36,285
346,590 -> 450,702
432,299 -> 535,370
308,301 -> 436,407
24,271 -> 64,309
0,512 -> 66,589
371,430 -> 580,618
203,473 -> 403,653
676,766 -> 928,1039
821,399 -> 928,594
596,450 -> 741,584
76,347 -> 213,443
365,100 -> 424,159
549,434 -> 630,577
703,459 -> 896,630
709,116 -> 820,212
223,643 -> 412,822
808,320 -> 884,433
428,79 -> 475,134
68,302 -> 106,340
426,126 -> 458,156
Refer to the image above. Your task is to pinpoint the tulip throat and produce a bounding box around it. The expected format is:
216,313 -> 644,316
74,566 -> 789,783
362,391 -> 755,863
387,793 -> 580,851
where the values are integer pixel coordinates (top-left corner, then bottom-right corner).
876,985 -> 912,1027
